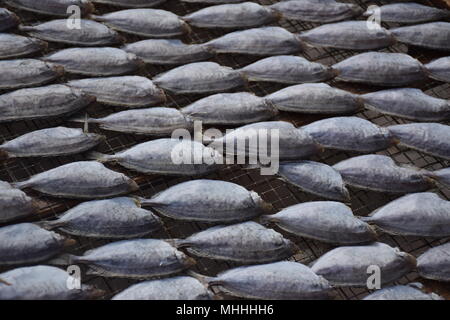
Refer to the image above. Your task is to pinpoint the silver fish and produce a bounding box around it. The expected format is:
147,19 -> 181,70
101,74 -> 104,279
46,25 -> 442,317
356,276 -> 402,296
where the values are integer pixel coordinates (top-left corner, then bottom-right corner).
0,266 -> 100,300
0,181 -> 37,223
43,47 -> 142,76
427,167 -> 450,189
12,161 -> 138,199
72,107 -> 191,136
87,139 -> 222,176
183,2 -> 278,29
362,88 -> 450,122
391,22 -> 450,51
0,33 -> 47,59
417,242 -> 450,281
19,20 -> 122,46
299,21 -> 394,50
52,239 -> 194,279
0,84 -> 95,122
92,0 -> 166,7
0,223 -> 70,265
388,123 -> 450,160
39,197 -> 162,239
363,192 -> 450,237
153,62 -> 245,94
276,161 -> 350,201
203,27 -> 303,56
5,0 -> 94,17
363,283 -> 443,300
426,56 -> 450,83
92,9 -> 189,38
0,59 -> 64,89
240,55 -> 334,84
182,0 -> 244,3
194,261 -> 331,300
364,2 -> 450,24
302,117 -> 394,152
270,0 -> 363,23
0,127 -> 104,158
261,201 -> 376,244
175,221 -> 296,263
123,39 -> 212,65
112,276 -> 212,300
311,242 -> 416,286
181,92 -> 277,125
332,154 -> 434,193
140,179 -> 271,223
266,83 -> 362,114
68,76 -> 165,107
0,8 -> 20,31
333,52 -> 426,86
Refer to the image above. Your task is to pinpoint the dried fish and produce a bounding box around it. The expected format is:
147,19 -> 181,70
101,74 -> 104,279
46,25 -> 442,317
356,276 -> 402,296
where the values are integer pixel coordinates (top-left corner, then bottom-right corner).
203,27 -> 303,56
0,266 -> 101,300
364,2 -> 450,24
92,0 -> 166,7
39,197 -> 162,239
391,22 -> 450,51
266,83 -> 362,114
87,139 -> 222,175
0,127 -> 104,158
153,62 -> 245,94
417,242 -> 450,281
363,192 -> 450,237
92,9 -> 189,38
388,123 -> 450,160
0,33 -> 47,59
333,52 -> 426,86
0,84 -> 94,122
68,76 -> 165,107
19,20 -> 122,46
140,179 -> 270,223
192,261 -> 331,299
0,181 -> 37,223
182,0 -> 243,3
5,0 -> 94,16
51,239 -> 194,279
261,201 -> 376,244
302,117 -> 394,152
181,92 -> 277,125
175,221 -> 296,263
112,276 -> 212,300
183,2 -> 278,28
43,47 -> 142,76
299,21 -> 394,50
0,59 -> 64,89
123,39 -> 212,65
426,57 -> 450,83
71,107 -> 191,135
332,154 -> 434,193
426,167 -> 450,189
311,242 -> 416,286
0,8 -> 19,31
270,0 -> 363,23
276,161 -> 350,201
0,223 -> 70,265
12,161 -> 138,199
240,55 -> 334,84
362,88 -> 450,121
363,283 -> 443,300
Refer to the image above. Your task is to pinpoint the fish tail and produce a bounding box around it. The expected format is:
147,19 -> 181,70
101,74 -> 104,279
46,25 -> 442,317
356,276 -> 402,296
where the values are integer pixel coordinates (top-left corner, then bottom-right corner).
11,180 -> 32,190
182,21 -> 192,35
18,25 -> 36,32
186,270 -> 215,287
165,238 -> 191,249
359,216 -> 374,223
85,1 -> 96,15
47,253 -> 78,266
85,151 -> 112,163
89,14 -> 104,22
51,64 -> 65,77
138,198 -> 165,208
35,220 -> 66,230
68,113 -> 95,124
0,278 -> 11,286
259,214 -> 275,225
0,148 -> 10,160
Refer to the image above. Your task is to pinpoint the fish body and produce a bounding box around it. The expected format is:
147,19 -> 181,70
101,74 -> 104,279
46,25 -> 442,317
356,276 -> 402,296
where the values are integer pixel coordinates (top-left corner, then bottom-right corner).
0,181 -> 37,223
363,283 -> 443,300
0,9 -> 20,31
417,242 -> 450,281
13,161 -> 138,199
92,0 -> 166,7
426,57 -> 450,83
333,52 -> 426,86
332,155 -> 433,193
0,127 -> 103,158
0,84 -> 94,122
311,242 -> 416,286
5,0 -> 94,17
68,76 -> 165,107
0,33 -> 47,59
391,22 -> 450,51
266,83 -> 362,114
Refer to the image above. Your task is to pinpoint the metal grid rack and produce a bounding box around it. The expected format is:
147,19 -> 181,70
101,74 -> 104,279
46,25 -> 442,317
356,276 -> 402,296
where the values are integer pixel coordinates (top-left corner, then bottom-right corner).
0,0 -> 449,300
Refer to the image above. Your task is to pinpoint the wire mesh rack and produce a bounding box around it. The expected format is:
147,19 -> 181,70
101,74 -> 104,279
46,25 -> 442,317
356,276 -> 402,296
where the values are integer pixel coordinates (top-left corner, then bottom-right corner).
0,0 -> 449,300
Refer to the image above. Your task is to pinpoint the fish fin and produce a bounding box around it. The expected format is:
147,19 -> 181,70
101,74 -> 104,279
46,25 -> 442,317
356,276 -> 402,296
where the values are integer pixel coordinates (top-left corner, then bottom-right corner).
89,14 -> 104,22
359,216 -> 374,223
47,254 -> 78,266
68,114 -> 94,124
0,148 -> 10,160
35,220 -> 67,230
85,151 -> 111,163
138,198 -> 165,208
0,278 -> 11,286
259,214 -> 275,225
11,180 -> 32,190
187,270 -> 216,287
18,25 -> 36,32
